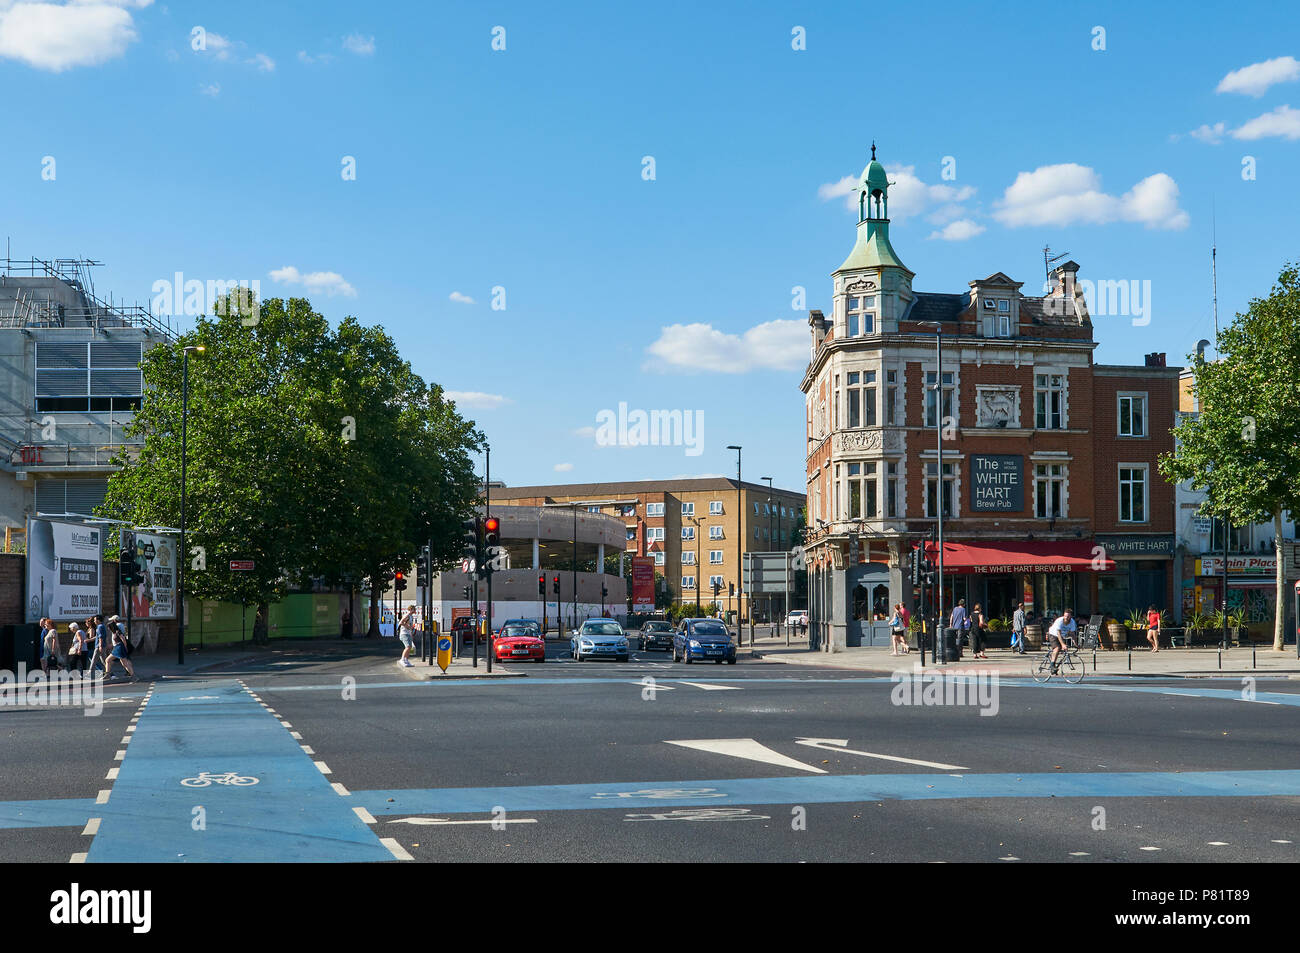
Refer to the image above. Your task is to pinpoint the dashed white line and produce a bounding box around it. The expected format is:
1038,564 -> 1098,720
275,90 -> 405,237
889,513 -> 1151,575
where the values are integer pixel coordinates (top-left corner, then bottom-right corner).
1207,841 -> 1230,846
290,731 -> 303,740
301,745 -> 315,755
82,818 -> 101,836
331,782 -> 351,796
352,807 -> 376,825
69,852 -> 87,864
95,790 -> 111,805
380,837 -> 413,861
315,761 -> 331,775
113,750 -> 125,761
105,768 -> 119,780
1139,846 -> 1162,851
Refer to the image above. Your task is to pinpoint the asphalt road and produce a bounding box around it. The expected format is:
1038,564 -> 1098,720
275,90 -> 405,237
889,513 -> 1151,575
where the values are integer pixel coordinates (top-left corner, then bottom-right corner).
3,640 -> 1298,863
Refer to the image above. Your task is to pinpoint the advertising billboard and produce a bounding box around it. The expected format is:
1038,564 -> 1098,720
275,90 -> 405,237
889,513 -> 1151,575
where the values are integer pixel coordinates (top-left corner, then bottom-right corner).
25,518 -> 102,621
121,530 -> 178,620
631,555 -> 655,611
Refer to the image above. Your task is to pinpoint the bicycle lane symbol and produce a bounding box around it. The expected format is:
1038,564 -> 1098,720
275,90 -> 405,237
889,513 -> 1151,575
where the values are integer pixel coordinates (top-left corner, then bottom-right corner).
180,771 -> 260,788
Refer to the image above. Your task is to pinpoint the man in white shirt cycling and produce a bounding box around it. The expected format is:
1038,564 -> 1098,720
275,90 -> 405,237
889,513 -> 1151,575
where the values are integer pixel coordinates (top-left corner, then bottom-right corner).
1047,608 -> 1077,672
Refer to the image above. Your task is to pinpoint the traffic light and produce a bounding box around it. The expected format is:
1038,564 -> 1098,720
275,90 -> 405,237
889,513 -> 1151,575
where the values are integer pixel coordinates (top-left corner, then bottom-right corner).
462,585 -> 471,599
120,543 -> 142,587
729,581 -> 735,597
910,547 -> 920,586
484,517 -> 500,547
416,546 -> 430,582
712,580 -> 721,597
552,575 -> 560,595
394,571 -> 407,592
538,574 -> 545,596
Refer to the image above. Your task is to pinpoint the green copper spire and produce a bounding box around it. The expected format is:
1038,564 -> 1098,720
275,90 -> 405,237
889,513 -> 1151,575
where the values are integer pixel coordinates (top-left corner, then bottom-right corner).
836,144 -> 909,274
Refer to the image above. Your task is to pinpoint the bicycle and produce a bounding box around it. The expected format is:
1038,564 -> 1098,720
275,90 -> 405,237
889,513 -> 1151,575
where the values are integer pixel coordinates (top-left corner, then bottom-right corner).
1030,637 -> 1085,683
180,771 -> 260,787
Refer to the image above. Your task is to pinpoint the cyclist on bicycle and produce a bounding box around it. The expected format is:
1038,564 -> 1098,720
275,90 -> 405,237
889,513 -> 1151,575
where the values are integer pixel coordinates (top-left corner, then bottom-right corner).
1047,608 -> 1078,672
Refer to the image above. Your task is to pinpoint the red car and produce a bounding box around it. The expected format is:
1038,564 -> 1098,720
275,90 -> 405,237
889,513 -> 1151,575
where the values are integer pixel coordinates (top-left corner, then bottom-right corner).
493,624 -> 546,663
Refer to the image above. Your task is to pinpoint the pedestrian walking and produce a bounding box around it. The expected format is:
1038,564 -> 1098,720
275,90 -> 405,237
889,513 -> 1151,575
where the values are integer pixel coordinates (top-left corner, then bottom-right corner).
67,622 -> 87,676
1146,604 -> 1162,653
949,599 -> 968,656
971,603 -> 989,658
1011,602 -> 1027,654
39,618 -> 62,675
103,616 -> 137,681
396,606 -> 416,667
888,604 -> 908,656
91,615 -> 111,679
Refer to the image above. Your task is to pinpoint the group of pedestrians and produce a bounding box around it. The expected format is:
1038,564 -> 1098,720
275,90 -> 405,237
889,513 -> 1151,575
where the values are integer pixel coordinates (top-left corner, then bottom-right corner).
38,614 -> 137,681
948,599 -> 991,659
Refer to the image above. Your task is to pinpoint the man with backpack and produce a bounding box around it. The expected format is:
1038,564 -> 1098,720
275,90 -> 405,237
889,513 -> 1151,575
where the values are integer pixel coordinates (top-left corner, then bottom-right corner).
103,615 -> 137,682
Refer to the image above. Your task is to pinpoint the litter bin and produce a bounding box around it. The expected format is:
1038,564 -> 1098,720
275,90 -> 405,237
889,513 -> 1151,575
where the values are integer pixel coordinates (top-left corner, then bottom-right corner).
940,627 -> 961,662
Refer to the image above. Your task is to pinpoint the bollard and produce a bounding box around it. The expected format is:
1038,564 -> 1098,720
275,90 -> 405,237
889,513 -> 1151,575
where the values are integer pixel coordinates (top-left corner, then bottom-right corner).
1253,645 -> 1257,669
1093,649 -> 1097,671
1127,646 -> 1131,671
1218,649 -> 1222,671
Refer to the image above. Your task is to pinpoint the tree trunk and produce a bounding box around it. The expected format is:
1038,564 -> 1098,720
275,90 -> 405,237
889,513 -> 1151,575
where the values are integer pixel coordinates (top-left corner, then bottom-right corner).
253,601 -> 270,645
346,586 -> 356,638
367,579 -> 381,639
1275,509 -> 1286,651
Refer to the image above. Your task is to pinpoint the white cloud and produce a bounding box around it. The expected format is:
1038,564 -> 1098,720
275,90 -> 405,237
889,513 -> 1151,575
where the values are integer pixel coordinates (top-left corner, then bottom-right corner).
0,0 -> 150,72
928,219 -> 986,241
1216,56 -> 1300,97
993,164 -> 1189,230
1232,104 -> 1300,141
202,31 -> 232,60
573,426 -> 596,439
343,33 -> 375,55
1188,122 -> 1227,144
298,49 -> 334,65
445,391 -> 511,410
193,29 -> 274,72
250,51 -> 274,72
819,164 -> 975,223
199,82 -> 220,97
448,291 -> 475,304
268,266 -> 357,297
553,463 -> 574,472
645,319 -> 806,374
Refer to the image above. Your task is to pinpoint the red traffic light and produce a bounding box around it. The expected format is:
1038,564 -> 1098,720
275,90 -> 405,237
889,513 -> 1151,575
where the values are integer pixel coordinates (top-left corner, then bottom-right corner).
394,571 -> 404,580
484,517 -> 500,534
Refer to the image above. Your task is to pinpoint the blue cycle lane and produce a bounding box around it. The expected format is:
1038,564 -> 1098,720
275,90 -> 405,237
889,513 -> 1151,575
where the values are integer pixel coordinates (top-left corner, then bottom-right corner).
85,678 -> 394,863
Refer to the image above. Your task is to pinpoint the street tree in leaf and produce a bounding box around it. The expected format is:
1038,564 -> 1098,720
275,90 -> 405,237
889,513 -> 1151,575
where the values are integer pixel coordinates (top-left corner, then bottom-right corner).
1159,263 -> 1300,650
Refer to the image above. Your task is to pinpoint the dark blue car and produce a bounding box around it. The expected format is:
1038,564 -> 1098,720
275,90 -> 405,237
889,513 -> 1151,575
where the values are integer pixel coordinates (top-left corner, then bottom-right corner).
672,618 -> 737,665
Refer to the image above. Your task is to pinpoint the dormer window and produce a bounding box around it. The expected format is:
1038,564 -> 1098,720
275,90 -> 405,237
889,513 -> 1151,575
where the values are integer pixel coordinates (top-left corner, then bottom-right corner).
846,295 -> 876,336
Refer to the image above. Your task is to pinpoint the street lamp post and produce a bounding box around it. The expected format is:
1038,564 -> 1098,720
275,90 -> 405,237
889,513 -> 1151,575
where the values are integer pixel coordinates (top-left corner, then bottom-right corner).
689,515 -> 701,610
763,475 -> 774,625
727,445 -> 742,632
177,344 -> 204,665
919,323 -> 945,666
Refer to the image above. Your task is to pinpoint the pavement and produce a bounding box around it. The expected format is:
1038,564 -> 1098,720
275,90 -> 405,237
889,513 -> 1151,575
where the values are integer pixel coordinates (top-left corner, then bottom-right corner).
739,630 -> 1300,678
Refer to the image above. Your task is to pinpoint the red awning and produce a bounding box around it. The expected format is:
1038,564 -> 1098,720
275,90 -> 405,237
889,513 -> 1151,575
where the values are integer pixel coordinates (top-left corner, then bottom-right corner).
922,540 -> 1114,573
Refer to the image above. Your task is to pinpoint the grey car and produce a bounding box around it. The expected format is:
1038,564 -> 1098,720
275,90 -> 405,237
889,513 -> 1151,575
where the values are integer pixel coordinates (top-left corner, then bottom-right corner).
570,619 -> 630,662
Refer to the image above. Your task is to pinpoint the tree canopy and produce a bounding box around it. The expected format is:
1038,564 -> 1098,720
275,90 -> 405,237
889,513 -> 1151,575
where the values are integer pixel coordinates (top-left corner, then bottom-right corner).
1160,262 -> 1300,649
99,295 -> 482,639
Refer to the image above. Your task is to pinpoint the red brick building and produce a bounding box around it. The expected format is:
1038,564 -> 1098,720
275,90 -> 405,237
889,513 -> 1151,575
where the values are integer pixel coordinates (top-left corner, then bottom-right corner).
800,149 -> 1179,649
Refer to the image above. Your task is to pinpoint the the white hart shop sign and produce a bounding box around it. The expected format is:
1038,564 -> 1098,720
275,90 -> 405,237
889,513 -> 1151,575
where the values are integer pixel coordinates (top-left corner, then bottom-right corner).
970,455 -> 1023,512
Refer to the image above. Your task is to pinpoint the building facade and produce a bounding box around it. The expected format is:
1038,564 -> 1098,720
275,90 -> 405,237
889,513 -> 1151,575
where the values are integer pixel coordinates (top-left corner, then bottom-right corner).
490,479 -> 806,619
800,150 -> 1179,650
1174,368 -> 1300,635
0,258 -> 172,542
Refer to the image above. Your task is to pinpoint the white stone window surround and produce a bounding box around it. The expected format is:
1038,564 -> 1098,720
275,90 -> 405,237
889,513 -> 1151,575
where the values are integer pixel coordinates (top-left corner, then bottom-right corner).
975,383 -> 1022,429
1030,453 -> 1071,519
1032,365 -> 1070,430
919,450 -> 963,519
921,362 -> 960,429
1117,390 -> 1149,438
837,275 -> 880,338
1118,461 -> 1150,524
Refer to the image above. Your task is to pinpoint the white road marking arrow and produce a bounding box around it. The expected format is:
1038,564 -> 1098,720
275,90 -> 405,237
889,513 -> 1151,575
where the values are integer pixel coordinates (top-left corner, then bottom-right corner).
794,738 -> 968,772
666,738 -> 825,774
679,682 -> 741,691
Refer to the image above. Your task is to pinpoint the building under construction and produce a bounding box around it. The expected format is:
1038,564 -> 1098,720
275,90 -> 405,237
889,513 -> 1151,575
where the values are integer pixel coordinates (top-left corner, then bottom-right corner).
0,256 -> 174,544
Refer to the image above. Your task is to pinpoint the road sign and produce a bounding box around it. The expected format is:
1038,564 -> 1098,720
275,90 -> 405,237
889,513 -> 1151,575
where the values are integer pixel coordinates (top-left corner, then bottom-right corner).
742,551 -> 795,594
230,560 -> 254,571
437,634 -> 452,673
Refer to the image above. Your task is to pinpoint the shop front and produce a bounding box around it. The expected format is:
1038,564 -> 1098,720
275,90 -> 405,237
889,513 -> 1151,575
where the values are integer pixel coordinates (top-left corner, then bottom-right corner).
1094,534 -> 1175,620
921,539 -> 1113,625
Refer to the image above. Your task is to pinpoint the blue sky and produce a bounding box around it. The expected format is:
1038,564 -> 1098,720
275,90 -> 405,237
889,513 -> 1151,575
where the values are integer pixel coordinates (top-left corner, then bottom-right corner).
2,0 -> 1297,494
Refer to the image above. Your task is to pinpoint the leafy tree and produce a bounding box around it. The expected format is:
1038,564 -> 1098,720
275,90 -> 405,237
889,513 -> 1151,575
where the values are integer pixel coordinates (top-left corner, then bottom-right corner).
1159,263 -> 1300,650
100,295 -> 480,642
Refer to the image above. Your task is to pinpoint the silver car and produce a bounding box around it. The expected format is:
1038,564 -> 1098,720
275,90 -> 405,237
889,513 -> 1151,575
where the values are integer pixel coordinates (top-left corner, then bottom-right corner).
571,619 -> 630,662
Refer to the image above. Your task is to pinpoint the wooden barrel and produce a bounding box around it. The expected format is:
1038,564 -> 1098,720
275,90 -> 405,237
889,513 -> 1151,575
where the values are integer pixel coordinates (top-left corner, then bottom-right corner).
1023,623 -> 1043,651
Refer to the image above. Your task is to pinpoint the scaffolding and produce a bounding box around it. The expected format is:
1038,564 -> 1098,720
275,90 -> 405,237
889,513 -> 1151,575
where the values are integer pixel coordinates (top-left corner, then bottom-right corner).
0,256 -> 174,336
